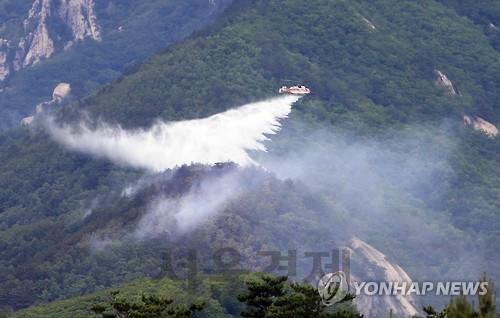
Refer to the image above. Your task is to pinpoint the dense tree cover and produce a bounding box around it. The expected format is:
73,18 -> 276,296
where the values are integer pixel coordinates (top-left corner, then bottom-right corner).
10,273 -> 361,317
0,0 -> 499,315
58,0 -> 500,294
0,130 -> 142,309
0,162 -> 350,311
238,274 -> 361,318
91,291 -> 205,318
437,0 -> 500,51
0,0 -> 231,129
69,0 -> 500,128
10,276 -> 236,317
80,0 -> 500,269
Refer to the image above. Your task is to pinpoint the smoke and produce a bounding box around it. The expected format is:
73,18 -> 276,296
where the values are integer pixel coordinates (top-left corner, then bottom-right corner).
45,95 -> 300,172
44,95 -> 301,246
48,89 -> 491,290
133,169 -> 244,240
259,122 -> 490,283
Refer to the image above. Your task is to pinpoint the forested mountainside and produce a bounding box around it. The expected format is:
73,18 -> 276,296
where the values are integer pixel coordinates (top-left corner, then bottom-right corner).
11,274 -> 363,318
0,0 -> 230,129
11,276 -> 251,318
71,0 -> 500,128
0,0 -> 500,316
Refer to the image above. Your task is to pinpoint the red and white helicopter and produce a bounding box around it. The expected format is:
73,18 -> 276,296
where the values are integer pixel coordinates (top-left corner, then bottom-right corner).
278,85 -> 311,95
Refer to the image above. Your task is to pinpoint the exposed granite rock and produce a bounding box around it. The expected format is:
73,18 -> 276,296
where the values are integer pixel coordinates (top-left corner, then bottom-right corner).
464,115 -> 498,137
58,0 -> 101,42
0,39 -> 11,81
20,116 -> 35,126
348,238 -> 420,317
435,69 -> 458,95
21,82 -> 71,126
360,15 -> 376,30
14,0 -> 55,70
13,0 -> 101,73
52,82 -> 71,102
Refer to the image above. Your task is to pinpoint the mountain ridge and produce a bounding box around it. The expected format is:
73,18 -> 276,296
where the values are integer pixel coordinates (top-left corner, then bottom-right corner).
0,0 -> 231,129
0,0 -> 499,314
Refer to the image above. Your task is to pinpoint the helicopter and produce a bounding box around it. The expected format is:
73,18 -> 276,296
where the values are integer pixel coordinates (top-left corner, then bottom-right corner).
278,85 -> 311,95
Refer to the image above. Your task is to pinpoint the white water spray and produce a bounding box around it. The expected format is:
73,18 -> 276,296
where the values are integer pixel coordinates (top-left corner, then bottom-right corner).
46,95 -> 299,171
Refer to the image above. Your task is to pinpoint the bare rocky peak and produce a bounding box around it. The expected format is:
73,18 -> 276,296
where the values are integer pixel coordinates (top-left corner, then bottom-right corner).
349,237 -> 420,317
58,0 -> 101,42
464,115 -> 498,137
52,82 -> 71,102
0,39 -> 11,81
20,116 -> 35,126
13,0 -> 101,73
359,14 -> 376,30
15,0 -> 55,70
435,69 -> 458,95
21,82 -> 71,126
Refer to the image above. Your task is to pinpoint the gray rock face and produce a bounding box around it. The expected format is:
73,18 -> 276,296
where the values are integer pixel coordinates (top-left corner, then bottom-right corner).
0,39 -> 11,81
58,0 -> 101,42
9,0 -> 101,75
435,69 -> 458,95
359,14 -> 376,30
464,115 -> 498,137
15,0 -> 55,70
21,82 -> 71,126
52,82 -> 71,102
348,238 -> 420,317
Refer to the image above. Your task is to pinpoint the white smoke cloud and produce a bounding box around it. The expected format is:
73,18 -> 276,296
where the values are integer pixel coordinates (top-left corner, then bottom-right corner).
133,169 -> 243,240
259,123 -> 492,283
45,95 -> 299,171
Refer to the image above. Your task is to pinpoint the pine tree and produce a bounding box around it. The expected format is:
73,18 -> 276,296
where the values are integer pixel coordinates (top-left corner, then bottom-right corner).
478,273 -> 497,318
237,275 -> 288,318
91,290 -> 204,318
417,274 -> 499,318
238,274 -> 362,318
446,296 -> 475,318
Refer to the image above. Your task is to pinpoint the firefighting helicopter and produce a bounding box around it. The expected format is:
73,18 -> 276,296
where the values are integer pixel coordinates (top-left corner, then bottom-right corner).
278,85 -> 311,95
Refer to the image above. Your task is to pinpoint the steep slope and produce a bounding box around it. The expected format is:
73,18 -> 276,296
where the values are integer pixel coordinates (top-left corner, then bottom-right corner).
0,0 -> 231,129
0,0 -> 500,314
350,238 -> 419,317
437,0 -> 500,51
71,0 -> 500,128
9,240 -> 420,318
9,277 -> 247,318
70,0 -> 500,262
13,0 -> 101,71
64,0 -> 500,266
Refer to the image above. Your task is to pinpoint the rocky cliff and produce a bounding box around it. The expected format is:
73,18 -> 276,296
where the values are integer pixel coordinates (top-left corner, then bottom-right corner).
0,0 -> 101,81
0,39 -> 11,81
464,115 -> 499,137
435,69 -> 459,95
21,82 -> 71,126
349,238 -> 420,317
